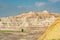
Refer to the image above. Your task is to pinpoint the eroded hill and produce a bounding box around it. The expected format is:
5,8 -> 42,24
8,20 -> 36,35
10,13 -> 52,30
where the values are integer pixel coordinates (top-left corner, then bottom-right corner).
38,16 -> 60,40
0,11 -> 60,40
0,11 -> 59,31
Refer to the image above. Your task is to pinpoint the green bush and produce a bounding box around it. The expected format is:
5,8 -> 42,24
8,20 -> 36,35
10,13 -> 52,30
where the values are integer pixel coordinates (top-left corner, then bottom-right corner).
21,29 -> 24,32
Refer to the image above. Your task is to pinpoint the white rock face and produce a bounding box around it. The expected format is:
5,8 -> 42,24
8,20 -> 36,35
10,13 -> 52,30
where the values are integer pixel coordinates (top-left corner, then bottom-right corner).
0,11 -> 59,30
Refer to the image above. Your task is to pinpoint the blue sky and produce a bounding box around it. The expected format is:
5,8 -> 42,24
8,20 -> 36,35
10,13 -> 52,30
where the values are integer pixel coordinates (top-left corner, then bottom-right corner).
0,0 -> 60,17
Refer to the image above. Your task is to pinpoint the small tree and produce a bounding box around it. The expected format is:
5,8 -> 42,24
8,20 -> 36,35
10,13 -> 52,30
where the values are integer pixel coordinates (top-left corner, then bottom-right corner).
21,29 -> 24,32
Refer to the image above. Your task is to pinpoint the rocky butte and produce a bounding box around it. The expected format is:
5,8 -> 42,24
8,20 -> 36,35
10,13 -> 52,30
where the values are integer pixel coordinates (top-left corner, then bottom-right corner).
0,10 -> 60,31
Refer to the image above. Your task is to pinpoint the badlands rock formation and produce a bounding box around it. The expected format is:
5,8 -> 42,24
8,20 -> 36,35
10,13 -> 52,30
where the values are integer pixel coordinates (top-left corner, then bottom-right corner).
0,10 -> 59,30
38,16 -> 60,40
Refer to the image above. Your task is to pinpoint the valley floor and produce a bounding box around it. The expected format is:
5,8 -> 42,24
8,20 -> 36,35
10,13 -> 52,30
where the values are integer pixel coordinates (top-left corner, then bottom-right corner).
0,27 -> 46,40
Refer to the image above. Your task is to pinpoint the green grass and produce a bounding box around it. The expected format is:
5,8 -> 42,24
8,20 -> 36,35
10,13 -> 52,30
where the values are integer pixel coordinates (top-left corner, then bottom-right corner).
0,29 -> 32,33
0,30 -> 21,32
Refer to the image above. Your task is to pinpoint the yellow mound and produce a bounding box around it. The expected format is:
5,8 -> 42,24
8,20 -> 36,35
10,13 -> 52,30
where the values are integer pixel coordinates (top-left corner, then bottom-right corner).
38,16 -> 60,40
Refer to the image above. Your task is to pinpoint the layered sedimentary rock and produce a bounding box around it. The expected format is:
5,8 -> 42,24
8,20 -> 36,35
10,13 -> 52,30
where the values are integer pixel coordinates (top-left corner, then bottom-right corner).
38,16 -> 60,40
0,11 -> 59,30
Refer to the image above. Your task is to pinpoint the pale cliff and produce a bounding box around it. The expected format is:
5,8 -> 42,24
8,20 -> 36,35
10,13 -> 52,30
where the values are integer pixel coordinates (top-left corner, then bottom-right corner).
0,11 -> 59,30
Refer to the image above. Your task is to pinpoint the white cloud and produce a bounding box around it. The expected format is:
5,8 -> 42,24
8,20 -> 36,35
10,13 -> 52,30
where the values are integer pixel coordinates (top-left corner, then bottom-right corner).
48,0 -> 60,3
35,2 -> 46,7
